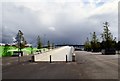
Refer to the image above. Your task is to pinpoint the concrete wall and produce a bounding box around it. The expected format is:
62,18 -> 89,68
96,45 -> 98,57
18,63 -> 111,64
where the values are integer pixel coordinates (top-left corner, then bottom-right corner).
34,46 -> 74,62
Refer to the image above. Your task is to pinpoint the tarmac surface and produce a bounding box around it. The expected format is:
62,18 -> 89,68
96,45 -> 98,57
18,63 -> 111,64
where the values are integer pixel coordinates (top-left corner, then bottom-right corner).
2,51 -> 119,79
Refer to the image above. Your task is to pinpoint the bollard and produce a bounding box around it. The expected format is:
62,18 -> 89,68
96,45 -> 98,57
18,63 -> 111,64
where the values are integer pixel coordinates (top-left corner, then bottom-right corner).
31,55 -> 34,62
66,55 -> 67,63
18,52 -> 21,63
72,54 -> 75,62
50,55 -> 51,63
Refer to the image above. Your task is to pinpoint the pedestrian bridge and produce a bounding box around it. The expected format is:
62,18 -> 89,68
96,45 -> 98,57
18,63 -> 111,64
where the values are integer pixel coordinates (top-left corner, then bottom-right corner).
34,46 -> 74,62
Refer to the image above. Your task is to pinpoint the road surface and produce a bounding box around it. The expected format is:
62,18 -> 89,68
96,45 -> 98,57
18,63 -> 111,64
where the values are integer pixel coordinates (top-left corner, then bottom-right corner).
2,51 -> 119,79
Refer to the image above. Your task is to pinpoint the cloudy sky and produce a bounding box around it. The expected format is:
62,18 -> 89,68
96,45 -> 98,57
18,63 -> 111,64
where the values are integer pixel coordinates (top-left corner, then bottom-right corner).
0,0 -> 119,46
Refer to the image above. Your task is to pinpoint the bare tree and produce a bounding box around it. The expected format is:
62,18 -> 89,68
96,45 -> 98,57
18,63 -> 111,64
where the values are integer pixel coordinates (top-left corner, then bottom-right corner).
37,36 -> 42,49
14,30 -> 27,49
91,32 -> 100,52
101,22 -> 116,49
84,37 -> 91,51
14,30 -> 27,57
47,40 -> 50,50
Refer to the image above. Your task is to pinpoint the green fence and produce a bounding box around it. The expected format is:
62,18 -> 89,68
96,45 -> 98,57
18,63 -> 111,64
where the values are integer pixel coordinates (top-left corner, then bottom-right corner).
0,46 -> 49,57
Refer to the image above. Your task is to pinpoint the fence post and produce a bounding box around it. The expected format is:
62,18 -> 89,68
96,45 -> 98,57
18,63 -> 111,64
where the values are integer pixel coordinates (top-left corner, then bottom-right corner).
50,55 -> 51,63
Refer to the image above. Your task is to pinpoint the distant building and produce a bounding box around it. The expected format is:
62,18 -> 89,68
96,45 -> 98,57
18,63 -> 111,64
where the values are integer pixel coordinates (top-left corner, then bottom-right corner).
55,44 -> 85,51
0,43 -> 32,47
0,43 -> 5,46
25,44 -> 32,47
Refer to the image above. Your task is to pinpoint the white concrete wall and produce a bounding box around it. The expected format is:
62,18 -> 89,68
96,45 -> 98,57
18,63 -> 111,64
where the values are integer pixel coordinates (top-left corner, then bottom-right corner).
34,46 -> 74,62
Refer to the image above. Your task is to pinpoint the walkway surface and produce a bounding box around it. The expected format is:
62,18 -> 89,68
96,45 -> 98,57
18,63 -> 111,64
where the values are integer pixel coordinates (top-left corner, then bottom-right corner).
34,46 -> 74,62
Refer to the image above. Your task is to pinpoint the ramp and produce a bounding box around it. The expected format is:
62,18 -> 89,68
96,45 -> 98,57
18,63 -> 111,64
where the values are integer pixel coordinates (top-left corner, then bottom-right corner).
34,46 -> 74,62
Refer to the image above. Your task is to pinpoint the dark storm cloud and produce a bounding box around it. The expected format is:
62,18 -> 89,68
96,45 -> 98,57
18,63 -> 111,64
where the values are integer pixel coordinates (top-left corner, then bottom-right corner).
1,0 -> 118,45
2,2 -> 46,44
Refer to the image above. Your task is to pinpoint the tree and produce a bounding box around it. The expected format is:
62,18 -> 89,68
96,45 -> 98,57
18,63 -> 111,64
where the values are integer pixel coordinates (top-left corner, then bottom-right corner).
116,41 -> 120,50
37,36 -> 42,49
52,43 -> 55,49
101,22 -> 113,41
47,40 -> 50,49
101,22 -> 116,49
90,32 -> 100,52
84,37 -> 91,51
101,22 -> 116,54
14,30 -> 27,49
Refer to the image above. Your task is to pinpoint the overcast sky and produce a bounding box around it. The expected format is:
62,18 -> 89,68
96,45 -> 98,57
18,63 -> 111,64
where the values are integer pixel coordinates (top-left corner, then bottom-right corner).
0,0 -> 119,46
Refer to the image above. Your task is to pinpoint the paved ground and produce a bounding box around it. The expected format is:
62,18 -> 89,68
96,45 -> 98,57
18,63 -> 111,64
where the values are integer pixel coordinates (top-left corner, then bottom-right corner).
75,51 -> 118,79
2,54 -> 33,67
2,51 -> 119,79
